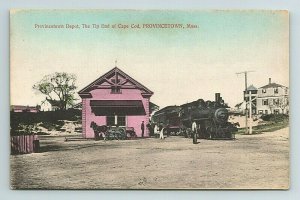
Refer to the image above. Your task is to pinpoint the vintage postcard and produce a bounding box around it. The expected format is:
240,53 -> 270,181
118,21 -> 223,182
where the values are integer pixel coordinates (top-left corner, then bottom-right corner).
10,10 -> 289,189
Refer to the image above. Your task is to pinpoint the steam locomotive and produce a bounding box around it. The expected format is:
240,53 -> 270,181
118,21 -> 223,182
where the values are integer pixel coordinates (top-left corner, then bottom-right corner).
152,93 -> 238,139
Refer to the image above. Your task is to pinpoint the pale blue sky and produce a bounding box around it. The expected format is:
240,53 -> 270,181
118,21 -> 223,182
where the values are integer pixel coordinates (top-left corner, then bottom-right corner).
10,10 -> 289,107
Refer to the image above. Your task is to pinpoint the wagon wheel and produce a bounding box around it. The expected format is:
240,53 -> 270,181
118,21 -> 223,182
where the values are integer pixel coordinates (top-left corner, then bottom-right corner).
107,130 -> 114,140
118,128 -> 126,140
181,128 -> 188,138
106,131 -> 111,140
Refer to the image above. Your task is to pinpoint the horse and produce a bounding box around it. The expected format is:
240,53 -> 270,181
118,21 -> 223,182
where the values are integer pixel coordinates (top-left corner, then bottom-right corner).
90,122 -> 108,140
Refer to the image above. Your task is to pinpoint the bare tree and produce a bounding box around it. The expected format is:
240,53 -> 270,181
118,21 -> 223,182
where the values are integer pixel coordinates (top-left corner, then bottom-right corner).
33,72 -> 77,110
277,97 -> 289,114
269,97 -> 289,114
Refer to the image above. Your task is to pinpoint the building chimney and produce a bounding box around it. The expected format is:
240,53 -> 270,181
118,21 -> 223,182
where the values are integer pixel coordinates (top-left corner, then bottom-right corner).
215,93 -> 221,102
269,78 -> 271,84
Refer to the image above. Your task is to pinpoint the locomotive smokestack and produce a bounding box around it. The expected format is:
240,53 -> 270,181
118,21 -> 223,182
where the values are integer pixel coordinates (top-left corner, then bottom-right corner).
215,93 -> 221,103
269,78 -> 271,84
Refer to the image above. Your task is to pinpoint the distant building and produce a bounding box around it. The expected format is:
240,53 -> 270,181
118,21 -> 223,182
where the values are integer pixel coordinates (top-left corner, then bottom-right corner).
41,98 -> 79,111
11,105 -> 39,113
233,101 -> 246,114
256,78 -> 289,114
40,100 -> 52,111
149,102 -> 159,117
44,99 -> 61,111
72,102 -> 82,110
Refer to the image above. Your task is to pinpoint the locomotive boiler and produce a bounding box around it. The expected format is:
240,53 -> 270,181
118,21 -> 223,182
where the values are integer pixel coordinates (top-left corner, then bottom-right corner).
180,93 -> 237,139
152,93 -> 238,139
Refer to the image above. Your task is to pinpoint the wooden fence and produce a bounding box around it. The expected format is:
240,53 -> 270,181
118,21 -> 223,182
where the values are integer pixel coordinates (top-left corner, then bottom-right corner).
11,135 -> 39,154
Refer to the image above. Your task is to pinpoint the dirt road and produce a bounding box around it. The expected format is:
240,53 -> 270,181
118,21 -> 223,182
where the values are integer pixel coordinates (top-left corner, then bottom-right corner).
10,128 -> 289,189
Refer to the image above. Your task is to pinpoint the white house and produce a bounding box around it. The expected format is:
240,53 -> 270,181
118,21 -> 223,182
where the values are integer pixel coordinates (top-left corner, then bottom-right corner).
256,78 -> 289,114
40,100 -> 52,111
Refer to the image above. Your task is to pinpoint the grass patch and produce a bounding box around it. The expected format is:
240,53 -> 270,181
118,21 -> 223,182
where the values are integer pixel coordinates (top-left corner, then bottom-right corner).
237,121 -> 289,135
236,114 -> 289,135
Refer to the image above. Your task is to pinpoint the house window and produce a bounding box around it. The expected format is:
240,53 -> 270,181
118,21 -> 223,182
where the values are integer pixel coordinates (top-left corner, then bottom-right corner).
262,89 -> 266,93
274,88 -> 278,94
117,116 -> 126,126
106,116 -> 126,126
274,109 -> 279,114
107,116 -> 115,126
111,86 -> 121,94
263,99 -> 268,105
265,110 -> 268,114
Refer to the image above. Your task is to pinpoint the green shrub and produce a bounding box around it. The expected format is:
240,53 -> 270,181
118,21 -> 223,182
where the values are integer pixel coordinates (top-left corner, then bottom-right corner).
261,114 -> 289,122
11,124 -> 38,136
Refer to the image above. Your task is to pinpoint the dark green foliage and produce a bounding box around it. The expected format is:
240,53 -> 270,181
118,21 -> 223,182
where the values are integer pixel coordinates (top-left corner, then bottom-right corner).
33,72 -> 78,110
237,114 -> 289,134
260,114 -> 289,123
11,124 -> 39,136
10,109 -> 81,135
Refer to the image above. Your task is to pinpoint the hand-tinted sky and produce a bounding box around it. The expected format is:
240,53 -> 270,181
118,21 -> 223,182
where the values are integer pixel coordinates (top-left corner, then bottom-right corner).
10,10 -> 289,108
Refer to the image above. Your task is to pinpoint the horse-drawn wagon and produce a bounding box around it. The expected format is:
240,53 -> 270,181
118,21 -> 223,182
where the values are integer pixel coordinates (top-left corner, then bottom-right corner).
90,121 -> 137,140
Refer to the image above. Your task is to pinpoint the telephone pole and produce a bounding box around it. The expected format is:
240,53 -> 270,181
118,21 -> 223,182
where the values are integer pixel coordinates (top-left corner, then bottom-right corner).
236,71 -> 254,134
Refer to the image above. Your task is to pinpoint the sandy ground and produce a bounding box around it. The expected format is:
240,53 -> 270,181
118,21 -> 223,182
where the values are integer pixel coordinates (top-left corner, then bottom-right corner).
10,128 -> 289,190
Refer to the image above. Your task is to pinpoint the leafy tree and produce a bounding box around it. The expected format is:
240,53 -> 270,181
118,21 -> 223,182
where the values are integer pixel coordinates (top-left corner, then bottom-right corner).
33,72 -> 77,110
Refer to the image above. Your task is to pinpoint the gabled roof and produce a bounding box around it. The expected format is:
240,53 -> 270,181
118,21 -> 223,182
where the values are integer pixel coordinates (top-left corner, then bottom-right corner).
235,102 -> 243,108
78,67 -> 153,95
149,102 -> 159,114
150,102 -> 159,109
259,82 -> 285,89
46,98 -> 61,107
246,85 -> 257,91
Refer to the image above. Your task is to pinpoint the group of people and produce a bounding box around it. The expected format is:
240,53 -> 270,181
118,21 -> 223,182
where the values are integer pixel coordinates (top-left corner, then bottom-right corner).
154,123 -> 165,139
141,120 -> 199,143
140,121 -> 165,139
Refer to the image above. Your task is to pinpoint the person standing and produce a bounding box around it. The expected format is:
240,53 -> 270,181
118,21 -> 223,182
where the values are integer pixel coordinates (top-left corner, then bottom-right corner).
158,123 -> 164,139
192,120 -> 198,144
141,121 -> 145,138
154,123 -> 159,138
159,128 -> 164,139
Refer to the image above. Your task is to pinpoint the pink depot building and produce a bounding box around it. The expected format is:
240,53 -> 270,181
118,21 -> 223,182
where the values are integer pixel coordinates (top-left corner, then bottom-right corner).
78,67 -> 154,138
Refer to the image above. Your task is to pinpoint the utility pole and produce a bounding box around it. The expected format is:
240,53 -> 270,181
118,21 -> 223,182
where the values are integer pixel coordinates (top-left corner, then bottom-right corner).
236,71 -> 254,134
249,90 -> 252,134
